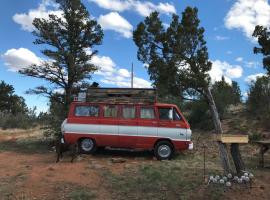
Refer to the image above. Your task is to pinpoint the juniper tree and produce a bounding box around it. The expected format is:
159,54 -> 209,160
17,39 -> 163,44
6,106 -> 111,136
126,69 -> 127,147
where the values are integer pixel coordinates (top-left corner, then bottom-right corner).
133,7 -> 244,173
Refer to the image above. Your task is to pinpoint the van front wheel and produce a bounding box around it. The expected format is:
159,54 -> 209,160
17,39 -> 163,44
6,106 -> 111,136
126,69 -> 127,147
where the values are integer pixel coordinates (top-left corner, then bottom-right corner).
154,141 -> 173,160
79,138 -> 96,154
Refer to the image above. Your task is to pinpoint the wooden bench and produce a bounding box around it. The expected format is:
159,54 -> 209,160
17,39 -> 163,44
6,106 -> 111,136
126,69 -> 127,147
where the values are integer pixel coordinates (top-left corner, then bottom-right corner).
215,134 -> 249,144
215,134 -> 249,173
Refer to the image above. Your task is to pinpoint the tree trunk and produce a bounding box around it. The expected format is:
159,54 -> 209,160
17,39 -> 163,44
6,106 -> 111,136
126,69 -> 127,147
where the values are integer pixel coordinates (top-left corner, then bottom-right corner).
204,87 -> 232,174
230,143 -> 245,174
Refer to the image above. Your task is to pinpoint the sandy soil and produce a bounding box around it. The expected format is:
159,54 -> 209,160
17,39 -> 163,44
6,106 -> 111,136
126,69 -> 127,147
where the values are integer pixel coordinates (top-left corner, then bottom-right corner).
0,129 -> 269,200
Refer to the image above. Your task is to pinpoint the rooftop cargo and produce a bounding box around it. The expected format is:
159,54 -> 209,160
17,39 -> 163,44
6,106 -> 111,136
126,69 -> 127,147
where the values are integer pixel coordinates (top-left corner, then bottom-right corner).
76,88 -> 157,104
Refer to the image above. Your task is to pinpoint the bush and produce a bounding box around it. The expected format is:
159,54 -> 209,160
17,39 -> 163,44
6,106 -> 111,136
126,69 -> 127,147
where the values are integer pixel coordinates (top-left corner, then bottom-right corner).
247,76 -> 270,128
184,100 -> 214,130
249,132 -> 262,142
0,112 -> 37,129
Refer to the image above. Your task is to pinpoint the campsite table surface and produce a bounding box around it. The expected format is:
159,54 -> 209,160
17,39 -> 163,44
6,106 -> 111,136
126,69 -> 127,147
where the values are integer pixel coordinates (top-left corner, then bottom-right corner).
253,140 -> 270,168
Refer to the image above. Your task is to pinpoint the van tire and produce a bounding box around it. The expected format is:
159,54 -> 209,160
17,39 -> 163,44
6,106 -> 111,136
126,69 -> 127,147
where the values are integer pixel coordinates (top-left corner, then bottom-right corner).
79,138 -> 96,154
154,141 -> 174,160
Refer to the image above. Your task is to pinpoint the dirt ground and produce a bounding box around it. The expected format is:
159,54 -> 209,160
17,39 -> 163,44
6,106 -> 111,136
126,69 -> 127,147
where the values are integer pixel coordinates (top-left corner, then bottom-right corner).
0,128 -> 269,200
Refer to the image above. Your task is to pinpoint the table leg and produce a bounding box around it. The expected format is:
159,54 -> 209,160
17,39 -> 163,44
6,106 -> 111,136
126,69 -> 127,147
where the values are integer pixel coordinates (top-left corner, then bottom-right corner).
260,145 -> 269,168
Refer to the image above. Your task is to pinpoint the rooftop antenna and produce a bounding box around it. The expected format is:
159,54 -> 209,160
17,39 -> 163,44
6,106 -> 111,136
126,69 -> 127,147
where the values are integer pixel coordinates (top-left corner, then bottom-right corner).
131,62 -> 134,88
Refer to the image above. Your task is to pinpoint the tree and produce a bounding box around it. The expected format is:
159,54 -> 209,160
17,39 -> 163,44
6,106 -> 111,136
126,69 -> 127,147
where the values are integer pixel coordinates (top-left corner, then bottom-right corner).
19,0 -> 103,114
133,7 -> 244,173
19,0 -> 103,136
211,77 -> 241,118
247,76 -> 270,127
0,80 -> 28,115
252,26 -> 270,127
253,25 -> 270,75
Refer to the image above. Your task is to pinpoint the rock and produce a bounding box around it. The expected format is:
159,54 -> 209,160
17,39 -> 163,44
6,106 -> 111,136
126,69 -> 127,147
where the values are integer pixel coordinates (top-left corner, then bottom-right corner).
227,173 -> 232,179
111,158 -> 126,163
92,164 -> 105,169
48,167 -> 55,171
219,179 -> 225,184
226,182 -> 232,187
249,173 -> 254,178
76,156 -> 84,161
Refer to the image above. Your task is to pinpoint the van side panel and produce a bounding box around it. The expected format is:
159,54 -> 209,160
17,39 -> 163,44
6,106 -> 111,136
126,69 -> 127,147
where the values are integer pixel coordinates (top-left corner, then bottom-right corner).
63,102 -> 192,151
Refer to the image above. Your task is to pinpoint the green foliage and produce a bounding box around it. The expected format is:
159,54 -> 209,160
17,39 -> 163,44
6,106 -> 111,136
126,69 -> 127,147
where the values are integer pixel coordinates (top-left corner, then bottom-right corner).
184,78 -> 242,130
247,76 -> 270,128
0,81 -> 28,115
19,0 -> 103,137
133,7 -> 211,97
184,99 -> 214,130
0,81 -> 39,129
211,77 -> 241,118
249,132 -> 262,142
69,190 -> 96,200
253,25 -> 270,75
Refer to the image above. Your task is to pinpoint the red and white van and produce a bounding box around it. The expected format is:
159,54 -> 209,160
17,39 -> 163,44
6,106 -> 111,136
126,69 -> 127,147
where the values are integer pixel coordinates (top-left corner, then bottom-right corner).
61,101 -> 193,160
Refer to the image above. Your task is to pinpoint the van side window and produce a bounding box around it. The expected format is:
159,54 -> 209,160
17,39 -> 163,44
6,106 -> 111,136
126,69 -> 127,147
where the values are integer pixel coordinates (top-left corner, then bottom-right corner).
173,108 -> 182,121
104,105 -> 118,118
123,106 -> 136,119
140,107 -> 155,119
159,108 -> 173,120
75,105 -> 99,117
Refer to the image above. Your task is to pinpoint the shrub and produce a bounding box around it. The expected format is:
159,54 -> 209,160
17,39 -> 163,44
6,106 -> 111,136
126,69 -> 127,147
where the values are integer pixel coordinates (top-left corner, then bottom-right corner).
247,76 -> 270,128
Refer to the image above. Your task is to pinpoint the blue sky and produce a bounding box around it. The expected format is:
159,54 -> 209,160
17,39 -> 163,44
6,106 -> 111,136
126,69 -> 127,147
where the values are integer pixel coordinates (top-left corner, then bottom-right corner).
0,0 -> 268,112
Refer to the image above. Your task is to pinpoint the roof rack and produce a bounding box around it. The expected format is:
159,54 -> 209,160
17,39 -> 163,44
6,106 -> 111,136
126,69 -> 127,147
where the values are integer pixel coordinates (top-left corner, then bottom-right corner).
75,88 -> 157,104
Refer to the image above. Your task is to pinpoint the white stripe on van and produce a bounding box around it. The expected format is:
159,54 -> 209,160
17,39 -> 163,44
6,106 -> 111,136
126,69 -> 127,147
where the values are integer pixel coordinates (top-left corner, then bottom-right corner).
63,123 -> 191,141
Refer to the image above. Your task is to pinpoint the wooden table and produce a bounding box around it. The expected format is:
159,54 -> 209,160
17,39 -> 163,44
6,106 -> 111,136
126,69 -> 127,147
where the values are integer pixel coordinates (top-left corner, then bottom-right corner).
254,140 -> 270,168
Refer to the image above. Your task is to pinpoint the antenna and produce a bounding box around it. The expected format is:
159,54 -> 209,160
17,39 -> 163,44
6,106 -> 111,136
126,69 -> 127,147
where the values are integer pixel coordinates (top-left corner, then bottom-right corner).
131,62 -> 134,88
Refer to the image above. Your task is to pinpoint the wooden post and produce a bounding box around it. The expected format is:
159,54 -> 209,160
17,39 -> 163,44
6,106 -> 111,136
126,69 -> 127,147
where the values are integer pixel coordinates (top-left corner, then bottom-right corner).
230,143 -> 245,174
204,87 -> 232,174
259,145 -> 269,168
203,144 -> 206,182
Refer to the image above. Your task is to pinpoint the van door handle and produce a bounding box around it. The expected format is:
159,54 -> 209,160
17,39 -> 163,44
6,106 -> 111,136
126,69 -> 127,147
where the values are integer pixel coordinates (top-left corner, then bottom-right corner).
160,123 -> 166,126
152,122 -> 157,124
180,133 -> 184,136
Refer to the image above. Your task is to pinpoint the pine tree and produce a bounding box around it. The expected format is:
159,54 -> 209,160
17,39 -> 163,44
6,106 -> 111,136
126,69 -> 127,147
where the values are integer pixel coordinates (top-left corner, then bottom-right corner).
19,0 -> 103,113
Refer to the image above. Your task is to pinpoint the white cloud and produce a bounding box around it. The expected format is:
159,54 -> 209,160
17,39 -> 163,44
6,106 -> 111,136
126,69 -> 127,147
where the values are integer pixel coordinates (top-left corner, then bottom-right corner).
245,73 -> 265,83
209,60 -> 244,84
226,66 -> 243,78
13,0 -> 62,32
235,57 -> 243,62
118,68 -> 131,78
98,12 -> 133,38
87,48 -> 151,88
215,35 -> 230,41
91,55 -> 116,74
2,48 -> 41,72
88,0 -> 131,12
88,0 -> 176,17
226,51 -> 232,55
245,61 -> 259,68
225,0 -> 270,41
